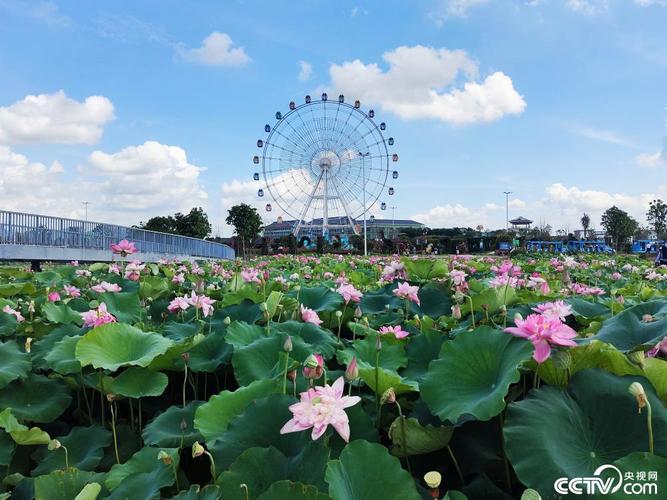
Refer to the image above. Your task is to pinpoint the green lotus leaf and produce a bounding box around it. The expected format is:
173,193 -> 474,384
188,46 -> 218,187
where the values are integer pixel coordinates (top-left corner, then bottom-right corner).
358,367 -> 418,396
359,285 -> 402,314
643,357 -> 667,403
99,424 -> 140,470
187,330 -> 233,372
325,440 -> 420,500
0,373 -> 71,423
99,292 -> 142,323
75,323 -> 173,371
269,321 -> 338,359
208,394 -> 311,470
0,409 -> 51,445
44,335 -> 82,374
169,485 -> 222,500
258,481 -> 332,500
421,327 -> 532,423
388,417 -> 453,457
143,400 -> 203,447
585,300 -> 667,352
0,311 -> 18,337
462,285 -> 518,315
0,281 -> 35,297
162,321 -> 200,341
34,468 -> 97,500
337,334 -> 407,372
606,452 -> 667,499
566,298 -> 609,319
216,447 -> 290,500
221,283 -> 263,307
31,426 -> 112,474
104,446 -> 178,491
194,379 -> 277,443
109,366 -> 168,398
215,299 -> 262,324
73,482 -> 102,500
139,275 -> 171,299
148,335 -> 202,371
402,329 -> 445,382
0,430 -> 15,465
409,284 -> 453,318
0,340 -> 31,389
31,324 -> 80,370
504,369 -> 667,496
291,286 -> 344,312
42,302 -> 83,325
401,257 -> 449,280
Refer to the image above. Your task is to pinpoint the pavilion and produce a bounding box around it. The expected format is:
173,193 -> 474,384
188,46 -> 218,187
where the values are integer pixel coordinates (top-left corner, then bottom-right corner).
509,216 -> 533,231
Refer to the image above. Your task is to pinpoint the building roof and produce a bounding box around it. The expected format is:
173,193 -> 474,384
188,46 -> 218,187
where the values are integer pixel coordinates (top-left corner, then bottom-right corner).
509,216 -> 533,225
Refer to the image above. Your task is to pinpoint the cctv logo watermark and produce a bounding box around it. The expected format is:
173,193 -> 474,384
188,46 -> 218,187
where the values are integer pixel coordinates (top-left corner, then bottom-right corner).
554,464 -> 658,496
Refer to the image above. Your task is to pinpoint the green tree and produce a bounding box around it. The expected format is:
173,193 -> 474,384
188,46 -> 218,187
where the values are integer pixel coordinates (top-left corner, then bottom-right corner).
646,199 -> 667,239
173,207 -> 211,239
226,203 -> 262,258
600,206 -> 638,249
580,213 -> 590,239
140,215 -> 176,234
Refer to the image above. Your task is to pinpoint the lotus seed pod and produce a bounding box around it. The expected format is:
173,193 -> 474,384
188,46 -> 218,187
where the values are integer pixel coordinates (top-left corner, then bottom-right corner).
157,450 -> 172,465
259,302 -> 268,312
335,310 -> 343,318
223,316 -> 231,325
521,489 -> 542,500
48,439 -> 61,451
628,350 -> 645,368
423,471 -> 442,488
381,387 -> 396,405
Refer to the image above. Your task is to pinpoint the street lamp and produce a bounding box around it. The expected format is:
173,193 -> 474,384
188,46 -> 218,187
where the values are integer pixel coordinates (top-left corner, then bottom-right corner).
503,192 -> 512,231
82,201 -> 90,222
359,151 -> 370,256
391,205 -> 397,239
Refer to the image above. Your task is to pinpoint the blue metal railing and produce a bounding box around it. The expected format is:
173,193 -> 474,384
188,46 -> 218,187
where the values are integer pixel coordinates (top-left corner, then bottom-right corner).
0,210 -> 234,260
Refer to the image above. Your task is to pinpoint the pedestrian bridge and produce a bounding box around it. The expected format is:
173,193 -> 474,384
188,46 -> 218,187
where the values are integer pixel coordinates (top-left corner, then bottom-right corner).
0,210 -> 235,264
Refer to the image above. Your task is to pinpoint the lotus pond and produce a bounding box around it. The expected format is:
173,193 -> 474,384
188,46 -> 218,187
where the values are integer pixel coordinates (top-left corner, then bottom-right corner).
1,253 -> 667,499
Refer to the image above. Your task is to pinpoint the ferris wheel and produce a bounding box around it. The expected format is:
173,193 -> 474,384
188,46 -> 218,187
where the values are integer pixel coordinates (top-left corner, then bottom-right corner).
252,94 -> 399,237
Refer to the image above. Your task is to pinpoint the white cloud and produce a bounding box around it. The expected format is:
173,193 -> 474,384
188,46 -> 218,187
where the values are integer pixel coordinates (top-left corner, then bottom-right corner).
633,0 -> 666,6
327,45 -> 526,124
31,2 -> 72,26
178,32 -> 249,67
411,203 -> 485,227
429,0 -> 490,24
570,125 -> 636,147
82,141 -> 208,217
636,151 -> 664,167
298,60 -> 313,81
350,6 -> 368,17
565,0 -> 608,15
0,91 -> 114,145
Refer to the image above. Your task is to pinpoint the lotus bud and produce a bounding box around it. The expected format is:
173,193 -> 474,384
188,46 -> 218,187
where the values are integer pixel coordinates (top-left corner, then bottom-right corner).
180,418 -> 188,432
513,312 -> 523,324
628,351 -> 646,369
283,335 -> 293,353
629,382 -> 648,413
424,470 -> 441,488
287,369 -> 296,381
375,334 -> 382,351
192,441 -> 205,458
181,352 -> 190,363
362,316 -> 369,326
48,439 -> 62,451
354,306 -> 362,318
335,310 -> 343,319
499,304 -> 507,316
259,302 -> 268,312
345,357 -> 359,382
106,393 -> 116,402
157,450 -> 172,465
642,314 -> 655,323
381,387 -> 396,405
223,316 -> 231,325
25,337 -> 32,353
303,353 -> 324,379
451,304 -> 462,319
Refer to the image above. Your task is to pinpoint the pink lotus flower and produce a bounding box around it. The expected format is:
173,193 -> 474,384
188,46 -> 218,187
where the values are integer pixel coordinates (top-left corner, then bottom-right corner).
111,239 -> 137,257
303,353 -> 324,380
336,283 -> 363,304
393,282 -> 420,305
172,273 -> 185,284
47,291 -> 60,302
63,285 -> 81,298
108,263 -> 121,275
91,281 -> 122,294
241,268 -> 261,283
451,304 -> 462,319
168,296 -> 191,313
300,305 -> 323,326
532,301 -> 573,322
124,262 -> 145,281
449,269 -> 468,286
504,313 -> 578,363
378,325 -> 409,339
80,302 -> 117,328
3,305 -> 24,322
186,291 -> 216,317
648,337 -> 667,358
280,377 -> 361,442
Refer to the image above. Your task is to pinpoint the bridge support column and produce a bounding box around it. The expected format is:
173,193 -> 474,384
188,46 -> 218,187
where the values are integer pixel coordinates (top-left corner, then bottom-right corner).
30,260 -> 42,272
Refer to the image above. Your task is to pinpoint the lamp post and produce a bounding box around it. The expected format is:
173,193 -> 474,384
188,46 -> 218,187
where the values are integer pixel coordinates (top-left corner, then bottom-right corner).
391,205 -> 396,239
359,151 -> 370,256
82,201 -> 90,222
503,192 -> 512,231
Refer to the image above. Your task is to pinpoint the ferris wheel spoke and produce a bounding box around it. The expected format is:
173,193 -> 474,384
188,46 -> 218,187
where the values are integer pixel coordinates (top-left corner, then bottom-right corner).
270,126 -> 309,153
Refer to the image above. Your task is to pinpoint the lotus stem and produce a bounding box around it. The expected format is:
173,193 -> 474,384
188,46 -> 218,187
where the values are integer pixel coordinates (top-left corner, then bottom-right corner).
62,445 -> 69,469
396,402 -> 412,475
109,400 -> 120,465
499,412 -> 511,491
647,399 -> 654,454
447,445 -> 464,485
282,354 -> 289,395
240,484 -> 249,500
80,373 -> 93,426
182,362 -> 188,408
465,295 -> 475,329
99,369 -> 105,427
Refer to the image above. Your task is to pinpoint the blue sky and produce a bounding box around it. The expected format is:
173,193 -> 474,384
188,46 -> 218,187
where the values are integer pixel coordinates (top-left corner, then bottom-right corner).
0,0 -> 665,235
